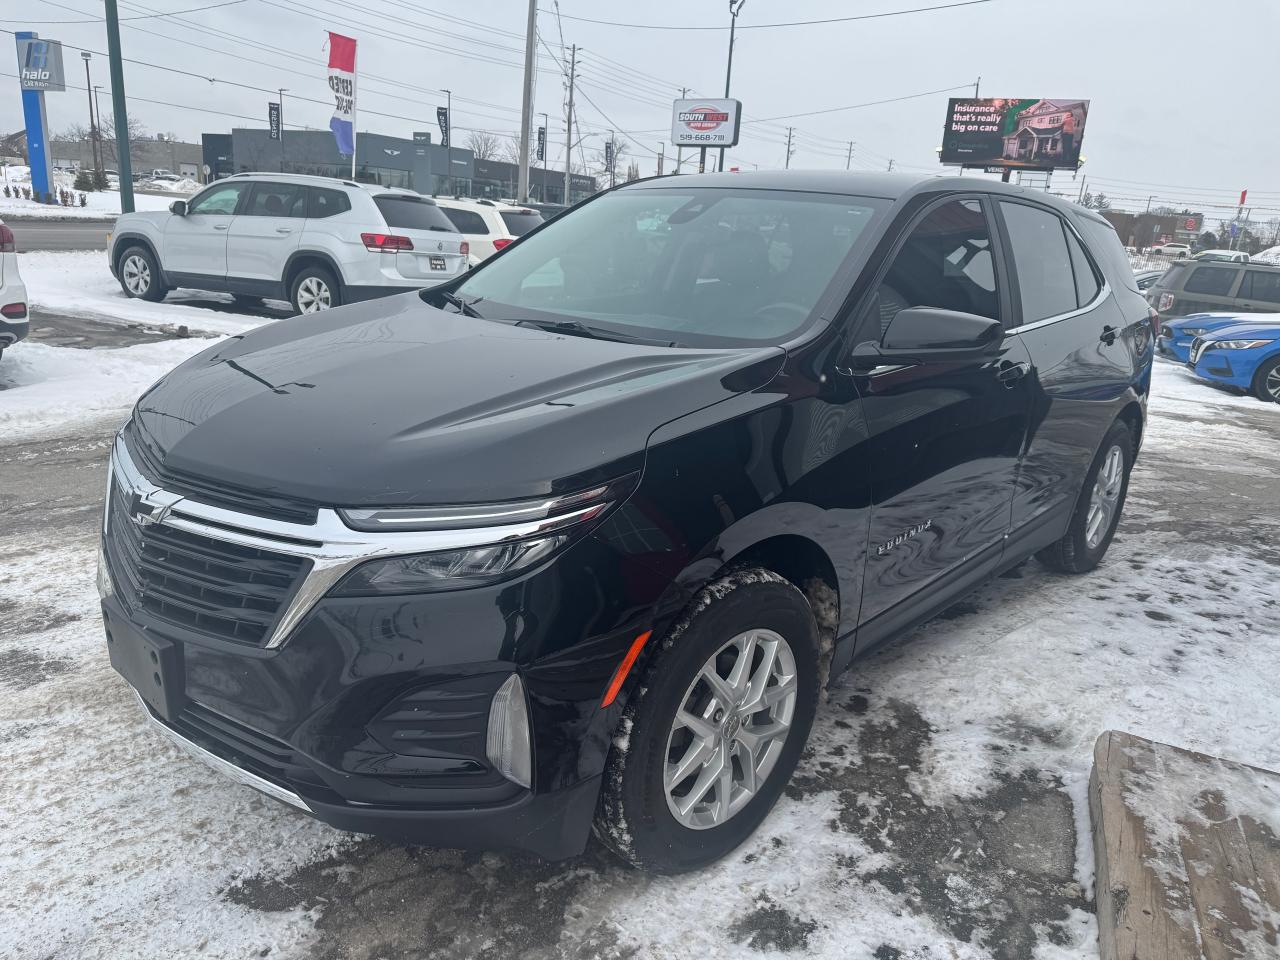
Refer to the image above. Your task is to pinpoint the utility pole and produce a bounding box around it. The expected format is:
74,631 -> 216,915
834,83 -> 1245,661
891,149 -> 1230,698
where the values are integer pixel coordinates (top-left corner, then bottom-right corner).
79,52 -> 103,186
675,86 -> 687,173
887,158 -> 895,172
1145,195 -> 1154,213
1076,174 -> 1087,204
563,44 -> 576,205
540,111 -> 549,202
974,75 -> 981,98
517,0 -> 537,202
845,140 -> 853,171
658,141 -> 665,176
719,0 -> 746,173
103,0 -> 134,211
609,131 -> 616,188
784,127 -> 794,169
278,88 -> 287,172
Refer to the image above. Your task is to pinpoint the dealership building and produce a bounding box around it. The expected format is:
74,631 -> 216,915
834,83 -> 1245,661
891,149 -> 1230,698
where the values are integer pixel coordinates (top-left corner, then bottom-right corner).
201,128 -> 597,204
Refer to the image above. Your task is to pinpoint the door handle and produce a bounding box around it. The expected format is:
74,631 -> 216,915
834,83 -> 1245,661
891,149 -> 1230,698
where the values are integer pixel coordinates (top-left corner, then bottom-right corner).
275,227 -> 293,234
213,224 -> 229,231
996,360 -> 1029,386
1099,325 -> 1118,345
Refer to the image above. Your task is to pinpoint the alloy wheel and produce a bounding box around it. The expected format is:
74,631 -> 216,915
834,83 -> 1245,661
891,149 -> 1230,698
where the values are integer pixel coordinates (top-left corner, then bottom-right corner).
1266,365 -> 1280,402
1085,444 -> 1125,549
296,277 -> 332,313
664,628 -> 798,830
122,255 -> 150,296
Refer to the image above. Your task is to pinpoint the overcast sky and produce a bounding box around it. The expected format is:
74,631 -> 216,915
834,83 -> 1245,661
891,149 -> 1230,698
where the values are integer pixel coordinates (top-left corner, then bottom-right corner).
5,0 -> 1279,215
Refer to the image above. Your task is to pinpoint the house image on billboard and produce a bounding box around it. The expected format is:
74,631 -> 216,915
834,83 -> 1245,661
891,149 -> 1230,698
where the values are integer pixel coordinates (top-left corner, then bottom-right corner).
1001,100 -> 1087,164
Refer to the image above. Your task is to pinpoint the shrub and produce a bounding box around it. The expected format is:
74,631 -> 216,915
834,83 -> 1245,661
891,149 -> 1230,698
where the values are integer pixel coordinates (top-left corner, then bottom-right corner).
74,170 -> 94,192
80,192 -> 88,207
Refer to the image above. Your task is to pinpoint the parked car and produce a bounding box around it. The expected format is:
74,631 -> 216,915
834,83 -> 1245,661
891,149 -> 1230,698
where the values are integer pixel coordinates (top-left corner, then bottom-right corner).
1186,319 -> 1280,402
1193,249 -> 1249,263
108,173 -> 469,315
0,218 -> 28,360
1148,241 -> 1191,257
1147,259 -> 1280,320
1157,312 -> 1280,363
99,172 -> 1152,872
1134,268 -> 1165,292
433,197 -> 543,263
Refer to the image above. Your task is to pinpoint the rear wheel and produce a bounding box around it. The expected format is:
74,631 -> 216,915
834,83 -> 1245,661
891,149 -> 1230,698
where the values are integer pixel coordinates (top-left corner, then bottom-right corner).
117,245 -> 168,302
593,569 -> 820,873
1037,421 -> 1133,574
290,265 -> 340,314
1249,356 -> 1280,403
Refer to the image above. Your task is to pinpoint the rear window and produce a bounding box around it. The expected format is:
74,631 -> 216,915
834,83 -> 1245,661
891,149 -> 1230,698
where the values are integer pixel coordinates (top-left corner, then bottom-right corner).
1077,217 -> 1139,292
441,208 -> 490,235
499,210 -> 543,237
1182,265 -> 1239,296
373,196 -> 457,232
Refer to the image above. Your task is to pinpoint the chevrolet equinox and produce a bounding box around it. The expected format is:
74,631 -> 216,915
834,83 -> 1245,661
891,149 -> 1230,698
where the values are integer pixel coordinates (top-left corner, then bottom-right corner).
100,172 -> 1153,873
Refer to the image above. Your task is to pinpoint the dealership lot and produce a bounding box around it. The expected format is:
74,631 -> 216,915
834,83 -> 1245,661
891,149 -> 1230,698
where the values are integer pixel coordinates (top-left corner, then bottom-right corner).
2,274 -> 1278,957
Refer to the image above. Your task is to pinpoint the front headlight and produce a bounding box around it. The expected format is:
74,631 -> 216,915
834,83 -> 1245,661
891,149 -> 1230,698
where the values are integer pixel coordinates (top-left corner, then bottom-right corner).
331,535 -> 566,596
1211,339 -> 1274,350
1181,327 -> 1208,336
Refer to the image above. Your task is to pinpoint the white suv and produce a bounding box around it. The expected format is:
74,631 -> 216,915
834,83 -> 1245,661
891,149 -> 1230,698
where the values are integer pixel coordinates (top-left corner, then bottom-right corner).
0,218 -> 29,361
109,173 -> 469,314
433,198 -> 542,264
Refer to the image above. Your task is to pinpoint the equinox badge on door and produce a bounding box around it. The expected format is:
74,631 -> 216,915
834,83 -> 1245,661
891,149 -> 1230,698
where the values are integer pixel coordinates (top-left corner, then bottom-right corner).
876,519 -> 933,555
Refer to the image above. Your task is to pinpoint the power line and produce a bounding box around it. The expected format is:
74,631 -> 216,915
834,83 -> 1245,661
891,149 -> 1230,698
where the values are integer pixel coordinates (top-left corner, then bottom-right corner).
744,83 -> 976,123
542,0 -> 996,31
1,0 -> 245,23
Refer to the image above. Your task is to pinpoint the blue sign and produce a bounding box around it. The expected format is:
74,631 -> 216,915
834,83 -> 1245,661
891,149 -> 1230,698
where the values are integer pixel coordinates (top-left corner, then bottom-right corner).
1229,222 -> 1239,238
15,32 -> 55,202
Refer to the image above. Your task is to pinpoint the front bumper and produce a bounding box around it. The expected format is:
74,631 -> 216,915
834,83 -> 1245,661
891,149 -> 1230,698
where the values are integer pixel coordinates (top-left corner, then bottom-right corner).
1156,334 -> 1193,363
1189,346 -> 1273,391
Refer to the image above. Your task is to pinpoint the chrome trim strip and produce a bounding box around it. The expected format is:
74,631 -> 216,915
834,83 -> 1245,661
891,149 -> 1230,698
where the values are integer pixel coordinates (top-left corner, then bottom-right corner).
109,436 -> 598,648
135,692 -> 313,812
1006,279 -> 1113,335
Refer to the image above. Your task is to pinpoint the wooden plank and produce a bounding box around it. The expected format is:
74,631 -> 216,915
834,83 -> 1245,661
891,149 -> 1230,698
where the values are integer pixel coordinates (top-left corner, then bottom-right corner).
1091,730 -> 1280,960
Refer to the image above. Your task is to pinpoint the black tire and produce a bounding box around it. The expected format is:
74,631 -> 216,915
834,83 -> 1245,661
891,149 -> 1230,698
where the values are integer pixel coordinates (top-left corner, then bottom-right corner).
1249,355 -> 1280,404
1037,420 -> 1133,574
289,265 -> 341,315
593,569 -> 821,874
117,245 -> 168,302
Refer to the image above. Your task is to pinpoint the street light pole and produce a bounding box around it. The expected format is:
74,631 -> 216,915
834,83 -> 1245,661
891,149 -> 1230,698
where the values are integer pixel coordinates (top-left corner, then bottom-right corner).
80,51 -> 102,186
719,0 -> 745,173
441,88 -> 454,196
103,0 -> 135,212
517,0 -> 537,202
540,110 -> 549,202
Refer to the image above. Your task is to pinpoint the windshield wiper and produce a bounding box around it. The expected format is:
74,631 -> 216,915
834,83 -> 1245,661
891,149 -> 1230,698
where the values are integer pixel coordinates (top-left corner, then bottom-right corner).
512,318 -> 679,347
435,291 -> 485,318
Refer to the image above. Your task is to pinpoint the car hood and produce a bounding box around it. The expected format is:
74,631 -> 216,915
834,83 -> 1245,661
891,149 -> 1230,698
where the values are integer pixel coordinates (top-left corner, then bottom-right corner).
1199,320 -> 1280,341
132,292 -> 784,507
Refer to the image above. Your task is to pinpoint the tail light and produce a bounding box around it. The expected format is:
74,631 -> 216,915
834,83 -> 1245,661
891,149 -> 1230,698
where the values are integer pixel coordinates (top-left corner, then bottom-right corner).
361,232 -> 413,252
0,224 -> 15,253
1,302 -> 27,319
1148,306 -> 1160,336
459,241 -> 470,258
1157,292 -> 1175,312
492,238 -> 513,252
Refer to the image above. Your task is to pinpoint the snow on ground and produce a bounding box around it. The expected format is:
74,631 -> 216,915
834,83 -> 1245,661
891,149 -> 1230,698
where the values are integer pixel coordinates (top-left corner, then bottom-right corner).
20,250 -> 282,336
0,189 -> 173,220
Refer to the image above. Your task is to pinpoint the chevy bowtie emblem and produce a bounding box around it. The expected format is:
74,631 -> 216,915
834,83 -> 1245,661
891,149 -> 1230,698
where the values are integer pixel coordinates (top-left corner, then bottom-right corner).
129,492 -> 179,528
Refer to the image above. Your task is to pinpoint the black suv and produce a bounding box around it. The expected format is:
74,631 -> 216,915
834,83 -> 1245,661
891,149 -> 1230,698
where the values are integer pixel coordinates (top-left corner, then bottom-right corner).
100,173 -> 1153,873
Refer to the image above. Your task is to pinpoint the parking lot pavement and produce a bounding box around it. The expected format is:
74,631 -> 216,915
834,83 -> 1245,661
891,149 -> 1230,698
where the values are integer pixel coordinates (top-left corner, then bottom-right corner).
2,324 -> 1278,958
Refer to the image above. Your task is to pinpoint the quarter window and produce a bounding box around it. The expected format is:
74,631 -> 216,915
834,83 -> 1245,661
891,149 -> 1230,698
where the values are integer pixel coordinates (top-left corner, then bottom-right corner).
999,201 -> 1077,324
870,198 -> 1000,335
1065,228 -> 1100,306
1240,270 -> 1280,304
187,182 -> 246,215
1182,266 -> 1238,296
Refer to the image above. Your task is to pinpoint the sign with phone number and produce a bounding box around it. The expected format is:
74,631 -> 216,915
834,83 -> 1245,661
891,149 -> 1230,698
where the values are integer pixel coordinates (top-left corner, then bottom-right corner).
671,98 -> 742,148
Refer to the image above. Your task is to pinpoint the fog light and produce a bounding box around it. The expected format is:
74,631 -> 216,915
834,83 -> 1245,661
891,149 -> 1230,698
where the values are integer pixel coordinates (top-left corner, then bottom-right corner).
96,542 -> 114,601
487,674 -> 532,788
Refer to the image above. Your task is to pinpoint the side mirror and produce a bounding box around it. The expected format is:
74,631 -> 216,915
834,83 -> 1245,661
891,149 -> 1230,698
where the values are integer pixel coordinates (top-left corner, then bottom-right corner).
848,307 -> 1003,370
169,200 -> 187,216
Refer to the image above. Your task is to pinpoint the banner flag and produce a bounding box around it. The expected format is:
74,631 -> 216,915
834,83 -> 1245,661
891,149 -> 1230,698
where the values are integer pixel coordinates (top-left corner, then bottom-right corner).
327,32 -> 357,156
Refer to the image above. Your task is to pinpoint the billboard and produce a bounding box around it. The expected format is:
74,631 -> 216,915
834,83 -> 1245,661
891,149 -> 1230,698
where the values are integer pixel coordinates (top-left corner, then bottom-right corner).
940,98 -> 1089,170
17,36 -> 66,92
671,98 -> 741,149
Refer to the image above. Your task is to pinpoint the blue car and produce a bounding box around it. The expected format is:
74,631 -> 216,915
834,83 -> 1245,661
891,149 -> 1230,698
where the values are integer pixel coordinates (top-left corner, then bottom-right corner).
1158,312 -> 1280,363
1187,319 -> 1280,402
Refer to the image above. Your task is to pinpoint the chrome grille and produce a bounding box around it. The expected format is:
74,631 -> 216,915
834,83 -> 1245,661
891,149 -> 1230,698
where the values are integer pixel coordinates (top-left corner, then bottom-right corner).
105,476 -> 310,647
1190,337 -> 1208,364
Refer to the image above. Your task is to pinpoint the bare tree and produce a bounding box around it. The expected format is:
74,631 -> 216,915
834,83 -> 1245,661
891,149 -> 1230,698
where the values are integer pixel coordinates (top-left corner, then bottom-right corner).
500,135 -> 524,165
589,137 -> 629,182
465,130 -> 501,161
57,123 -> 94,141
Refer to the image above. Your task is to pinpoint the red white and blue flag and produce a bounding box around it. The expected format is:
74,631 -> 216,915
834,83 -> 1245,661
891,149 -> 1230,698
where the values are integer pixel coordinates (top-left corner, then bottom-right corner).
326,32 -> 357,155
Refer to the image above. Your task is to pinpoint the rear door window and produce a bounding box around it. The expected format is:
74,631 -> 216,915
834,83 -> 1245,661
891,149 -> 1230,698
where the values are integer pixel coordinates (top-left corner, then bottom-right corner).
1240,270 -> 1280,304
373,196 -> 457,232
307,187 -> 351,218
243,182 -> 307,218
1182,266 -> 1239,296
441,208 -> 490,235
999,201 -> 1077,324
499,210 -> 543,237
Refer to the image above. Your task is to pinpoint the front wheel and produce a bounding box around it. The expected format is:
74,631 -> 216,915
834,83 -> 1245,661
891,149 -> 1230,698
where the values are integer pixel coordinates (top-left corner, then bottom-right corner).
117,245 -> 168,302
290,266 -> 340,315
593,569 -> 820,873
1037,421 -> 1133,573
1249,356 -> 1280,403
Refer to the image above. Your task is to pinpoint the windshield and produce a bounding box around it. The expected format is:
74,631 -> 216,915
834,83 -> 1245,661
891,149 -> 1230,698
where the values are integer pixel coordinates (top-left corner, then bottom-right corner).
453,187 -> 886,346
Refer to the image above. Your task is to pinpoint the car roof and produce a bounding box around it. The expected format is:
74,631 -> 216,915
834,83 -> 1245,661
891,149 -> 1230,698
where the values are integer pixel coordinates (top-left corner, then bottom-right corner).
618,170 -> 1114,223
225,171 -> 363,189
433,197 -> 535,213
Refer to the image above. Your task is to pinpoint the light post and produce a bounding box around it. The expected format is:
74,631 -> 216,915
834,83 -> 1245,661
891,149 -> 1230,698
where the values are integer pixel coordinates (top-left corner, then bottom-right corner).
278,88 -> 287,172
441,88 -> 454,196
719,0 -> 746,173
658,141 -> 665,176
80,51 -> 103,186
541,110 -> 549,202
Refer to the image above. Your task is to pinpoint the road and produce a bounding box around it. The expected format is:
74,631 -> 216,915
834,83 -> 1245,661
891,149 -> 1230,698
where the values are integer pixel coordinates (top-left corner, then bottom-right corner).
10,218 -> 114,252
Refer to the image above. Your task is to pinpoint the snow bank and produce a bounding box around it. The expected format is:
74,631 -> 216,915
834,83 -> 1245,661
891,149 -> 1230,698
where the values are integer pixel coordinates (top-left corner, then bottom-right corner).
1,166 -> 177,220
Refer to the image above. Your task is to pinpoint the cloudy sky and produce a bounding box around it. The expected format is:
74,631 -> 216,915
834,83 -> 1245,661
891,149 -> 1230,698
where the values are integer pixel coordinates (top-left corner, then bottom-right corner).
5,0 -> 1279,215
